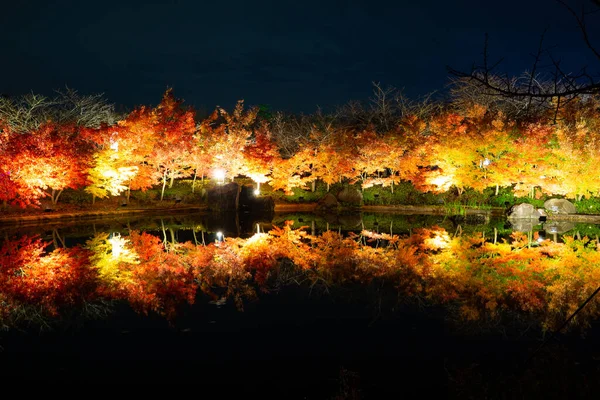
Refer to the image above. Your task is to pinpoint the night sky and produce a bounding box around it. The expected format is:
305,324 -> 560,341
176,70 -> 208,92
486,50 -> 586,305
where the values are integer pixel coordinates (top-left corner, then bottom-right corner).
2,0 -> 599,113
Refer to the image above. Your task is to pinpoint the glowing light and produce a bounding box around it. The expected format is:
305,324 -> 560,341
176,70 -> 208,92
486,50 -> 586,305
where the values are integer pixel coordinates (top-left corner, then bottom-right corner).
214,169 -> 226,184
108,233 -> 126,259
430,175 -> 453,191
480,158 -> 491,167
254,188 -> 260,196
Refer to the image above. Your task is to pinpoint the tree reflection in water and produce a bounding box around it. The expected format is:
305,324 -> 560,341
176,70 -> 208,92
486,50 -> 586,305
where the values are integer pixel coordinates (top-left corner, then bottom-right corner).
1,221 -> 600,333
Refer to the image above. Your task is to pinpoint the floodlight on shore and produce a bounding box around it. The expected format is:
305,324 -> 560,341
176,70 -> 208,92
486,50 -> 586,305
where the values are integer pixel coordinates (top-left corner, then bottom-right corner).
214,169 -> 226,184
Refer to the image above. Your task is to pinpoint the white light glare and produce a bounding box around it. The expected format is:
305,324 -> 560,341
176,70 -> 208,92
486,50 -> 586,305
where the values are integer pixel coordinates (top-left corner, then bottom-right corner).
214,169 -> 226,183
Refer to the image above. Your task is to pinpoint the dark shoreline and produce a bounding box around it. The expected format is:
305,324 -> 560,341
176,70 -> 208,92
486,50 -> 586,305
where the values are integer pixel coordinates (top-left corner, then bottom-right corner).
3,203 -> 600,227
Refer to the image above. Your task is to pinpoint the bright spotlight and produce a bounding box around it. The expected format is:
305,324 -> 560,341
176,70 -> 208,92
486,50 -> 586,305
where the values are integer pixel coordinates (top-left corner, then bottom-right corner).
214,169 -> 225,184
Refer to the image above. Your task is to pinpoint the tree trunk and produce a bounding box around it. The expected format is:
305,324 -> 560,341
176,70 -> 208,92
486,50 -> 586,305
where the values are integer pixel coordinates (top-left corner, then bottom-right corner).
311,180 -> 316,192
495,184 -> 499,196
51,189 -> 63,205
391,180 -> 394,194
192,169 -> 197,193
160,171 -> 167,201
327,182 -> 330,192
92,195 -> 96,205
169,174 -> 174,188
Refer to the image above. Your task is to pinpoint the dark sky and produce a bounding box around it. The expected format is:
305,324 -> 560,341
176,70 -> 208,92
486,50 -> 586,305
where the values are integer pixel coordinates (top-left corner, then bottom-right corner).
1,0 -> 599,113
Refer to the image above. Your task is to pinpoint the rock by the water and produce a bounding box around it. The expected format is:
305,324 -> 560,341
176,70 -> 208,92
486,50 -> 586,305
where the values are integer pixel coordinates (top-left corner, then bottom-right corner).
316,193 -> 339,211
336,187 -> 363,206
207,182 -> 240,211
508,203 -> 544,219
544,198 -> 576,214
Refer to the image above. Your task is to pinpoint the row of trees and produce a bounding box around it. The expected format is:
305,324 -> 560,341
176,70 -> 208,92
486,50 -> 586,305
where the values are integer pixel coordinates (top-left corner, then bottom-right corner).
2,87 -> 600,208
2,224 -> 600,331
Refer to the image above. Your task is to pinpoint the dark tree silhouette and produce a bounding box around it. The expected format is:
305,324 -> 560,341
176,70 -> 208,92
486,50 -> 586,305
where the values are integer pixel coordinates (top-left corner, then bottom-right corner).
448,0 -> 600,120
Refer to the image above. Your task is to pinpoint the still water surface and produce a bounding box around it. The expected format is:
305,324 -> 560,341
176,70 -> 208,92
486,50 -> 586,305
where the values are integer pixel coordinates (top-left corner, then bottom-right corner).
1,211 -> 600,396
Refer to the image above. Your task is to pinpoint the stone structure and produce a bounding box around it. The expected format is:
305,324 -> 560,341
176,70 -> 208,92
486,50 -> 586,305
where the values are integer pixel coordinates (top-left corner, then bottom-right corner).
544,198 -> 577,215
207,182 -> 241,212
316,193 -> 339,211
507,203 -> 546,220
336,187 -> 363,206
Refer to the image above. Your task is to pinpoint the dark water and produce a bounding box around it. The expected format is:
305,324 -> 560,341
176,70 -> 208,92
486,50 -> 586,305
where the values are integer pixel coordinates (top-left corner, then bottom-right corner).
1,210 -> 600,397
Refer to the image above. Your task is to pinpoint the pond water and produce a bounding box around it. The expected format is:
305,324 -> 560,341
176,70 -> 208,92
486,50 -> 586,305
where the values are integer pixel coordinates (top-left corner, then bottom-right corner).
2,210 -> 600,397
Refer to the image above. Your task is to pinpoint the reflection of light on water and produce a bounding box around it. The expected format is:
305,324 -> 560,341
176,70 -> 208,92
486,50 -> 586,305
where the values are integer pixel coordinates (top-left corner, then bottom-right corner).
425,231 -> 451,249
245,232 -> 269,246
215,231 -> 225,245
108,233 -> 126,259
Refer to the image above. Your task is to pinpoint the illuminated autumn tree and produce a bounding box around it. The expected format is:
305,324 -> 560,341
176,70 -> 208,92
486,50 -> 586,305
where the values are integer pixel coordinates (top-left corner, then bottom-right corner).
508,123 -> 555,198
241,123 -> 280,193
354,129 -> 388,190
0,122 -> 92,207
306,129 -> 356,192
83,123 -> 147,203
148,89 -> 196,199
210,100 -> 258,182
269,152 -> 312,195
550,112 -> 600,200
188,111 -> 221,192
